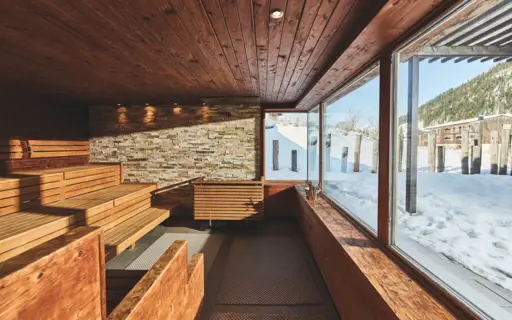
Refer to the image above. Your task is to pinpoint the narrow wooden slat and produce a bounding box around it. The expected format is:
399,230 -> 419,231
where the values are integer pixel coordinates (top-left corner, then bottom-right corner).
31,151 -> 90,158
28,140 -> 89,146
0,146 -> 23,153
0,187 -> 61,208
266,0 -> 287,101
30,145 -> 89,151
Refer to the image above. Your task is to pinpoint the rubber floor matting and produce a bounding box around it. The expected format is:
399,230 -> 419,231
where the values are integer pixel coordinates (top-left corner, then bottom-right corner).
216,237 -> 322,305
200,220 -> 340,320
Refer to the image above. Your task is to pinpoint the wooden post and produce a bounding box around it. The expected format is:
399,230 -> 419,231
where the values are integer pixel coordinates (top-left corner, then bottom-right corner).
354,133 -> 362,172
428,133 -> 436,172
406,56 -> 419,214
471,143 -> 481,174
499,126 -> 511,175
272,140 -> 279,171
437,146 -> 445,173
291,150 -> 298,172
325,133 -> 331,172
461,129 -> 469,174
372,139 -> 379,173
341,146 -> 348,173
398,129 -> 404,172
490,130 -> 498,174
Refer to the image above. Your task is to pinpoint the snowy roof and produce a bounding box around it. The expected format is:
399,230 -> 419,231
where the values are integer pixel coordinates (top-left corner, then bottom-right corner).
424,114 -> 512,130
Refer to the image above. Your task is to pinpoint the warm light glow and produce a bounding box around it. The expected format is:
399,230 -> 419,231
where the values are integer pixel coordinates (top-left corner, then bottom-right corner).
116,107 -> 128,125
173,107 -> 182,115
144,106 -> 156,126
270,9 -> 284,19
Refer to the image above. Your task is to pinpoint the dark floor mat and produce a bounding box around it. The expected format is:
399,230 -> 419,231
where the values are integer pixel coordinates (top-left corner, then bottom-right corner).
209,313 -> 324,320
216,237 -> 322,305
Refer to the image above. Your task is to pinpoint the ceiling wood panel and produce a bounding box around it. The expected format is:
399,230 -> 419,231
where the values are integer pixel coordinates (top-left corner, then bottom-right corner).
297,0 -> 462,109
0,0 -> 446,107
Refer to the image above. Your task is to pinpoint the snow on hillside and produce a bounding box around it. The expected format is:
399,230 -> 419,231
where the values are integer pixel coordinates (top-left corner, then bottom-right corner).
267,123 -> 512,292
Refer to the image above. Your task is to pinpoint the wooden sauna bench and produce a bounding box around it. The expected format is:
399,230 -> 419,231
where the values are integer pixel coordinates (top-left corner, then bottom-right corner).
0,164 -> 172,262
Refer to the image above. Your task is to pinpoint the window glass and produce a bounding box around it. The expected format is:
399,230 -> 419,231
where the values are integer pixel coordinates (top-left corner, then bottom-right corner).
323,68 -> 380,231
265,113 -> 307,180
308,106 -> 320,185
393,6 -> 512,316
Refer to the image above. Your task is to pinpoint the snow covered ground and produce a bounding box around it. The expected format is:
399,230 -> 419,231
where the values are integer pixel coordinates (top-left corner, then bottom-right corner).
266,124 -> 512,303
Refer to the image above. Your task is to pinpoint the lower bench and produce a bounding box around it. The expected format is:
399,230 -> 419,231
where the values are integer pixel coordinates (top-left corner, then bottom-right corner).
0,227 -> 204,320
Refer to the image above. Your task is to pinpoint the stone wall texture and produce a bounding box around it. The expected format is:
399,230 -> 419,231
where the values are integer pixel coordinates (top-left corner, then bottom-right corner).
89,104 -> 261,186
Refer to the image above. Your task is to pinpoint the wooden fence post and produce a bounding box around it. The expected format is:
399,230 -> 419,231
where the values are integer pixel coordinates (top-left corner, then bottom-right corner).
325,134 -> 331,172
291,150 -> 298,172
428,133 -> 436,172
398,130 -> 404,172
354,134 -> 362,172
490,130 -> 498,174
471,141 -> 481,174
437,146 -> 445,173
500,126 -> 510,175
272,140 -> 279,171
372,139 -> 379,173
341,147 -> 348,173
461,129 -> 469,174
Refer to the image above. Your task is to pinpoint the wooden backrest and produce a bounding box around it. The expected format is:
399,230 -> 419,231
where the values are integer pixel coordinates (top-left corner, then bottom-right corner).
0,227 -> 106,320
193,180 -> 264,220
28,140 -> 89,158
0,172 -> 64,216
0,140 -> 24,160
0,164 -> 122,216
108,240 -> 204,320
62,164 -> 121,198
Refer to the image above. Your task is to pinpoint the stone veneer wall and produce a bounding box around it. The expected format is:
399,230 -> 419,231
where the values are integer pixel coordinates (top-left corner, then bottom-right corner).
89,104 -> 261,186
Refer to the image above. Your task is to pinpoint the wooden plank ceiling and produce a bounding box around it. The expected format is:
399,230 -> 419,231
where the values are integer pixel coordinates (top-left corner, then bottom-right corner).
0,0 -> 387,107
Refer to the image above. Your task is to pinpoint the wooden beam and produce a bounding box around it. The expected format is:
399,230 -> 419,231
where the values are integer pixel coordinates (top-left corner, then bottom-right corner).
417,45 -> 512,57
378,53 -> 392,243
406,56 -> 419,214
319,102 -> 324,186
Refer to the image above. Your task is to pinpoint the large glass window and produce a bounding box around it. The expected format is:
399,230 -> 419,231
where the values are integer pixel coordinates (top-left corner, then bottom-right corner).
265,112 -> 307,180
308,106 -> 320,185
323,67 -> 380,232
391,2 -> 512,317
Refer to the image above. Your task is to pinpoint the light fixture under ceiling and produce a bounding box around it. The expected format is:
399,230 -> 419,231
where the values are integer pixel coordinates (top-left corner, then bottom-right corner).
270,9 -> 284,20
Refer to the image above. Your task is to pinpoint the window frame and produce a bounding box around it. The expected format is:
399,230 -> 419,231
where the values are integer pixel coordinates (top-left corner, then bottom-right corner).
321,64 -> 381,237
311,1 -> 490,318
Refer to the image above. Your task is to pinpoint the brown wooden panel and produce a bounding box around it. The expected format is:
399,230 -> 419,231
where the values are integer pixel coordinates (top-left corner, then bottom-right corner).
108,241 -> 204,319
194,180 -> 264,220
0,227 -> 106,320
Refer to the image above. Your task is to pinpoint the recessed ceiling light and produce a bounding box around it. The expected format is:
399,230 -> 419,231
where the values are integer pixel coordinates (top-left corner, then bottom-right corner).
270,9 -> 284,20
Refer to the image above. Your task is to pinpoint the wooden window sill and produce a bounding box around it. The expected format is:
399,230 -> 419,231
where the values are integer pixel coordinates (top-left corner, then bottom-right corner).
295,185 -> 471,320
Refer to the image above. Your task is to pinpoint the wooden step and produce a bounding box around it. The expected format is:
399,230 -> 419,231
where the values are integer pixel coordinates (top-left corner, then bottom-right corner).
104,207 -> 170,261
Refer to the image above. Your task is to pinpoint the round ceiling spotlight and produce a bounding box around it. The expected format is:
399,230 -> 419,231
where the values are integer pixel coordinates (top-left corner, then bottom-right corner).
270,9 -> 284,20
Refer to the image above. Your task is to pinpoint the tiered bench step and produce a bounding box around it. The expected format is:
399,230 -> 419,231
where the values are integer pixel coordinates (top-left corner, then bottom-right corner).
0,164 -> 173,263
104,207 -> 170,260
